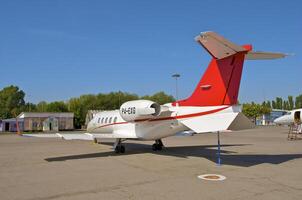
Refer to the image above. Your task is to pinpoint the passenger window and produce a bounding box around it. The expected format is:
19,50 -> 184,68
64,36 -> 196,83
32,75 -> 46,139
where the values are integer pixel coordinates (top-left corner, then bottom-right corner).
97,118 -> 100,123
101,118 -> 104,124
109,117 -> 112,124
114,117 -> 117,123
105,117 -> 108,124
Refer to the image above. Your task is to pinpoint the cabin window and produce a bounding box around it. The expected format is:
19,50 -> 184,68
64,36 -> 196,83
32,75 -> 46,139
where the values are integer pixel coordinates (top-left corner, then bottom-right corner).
105,117 -> 108,124
97,118 -> 100,123
109,117 -> 112,124
113,117 -> 117,123
101,118 -> 104,124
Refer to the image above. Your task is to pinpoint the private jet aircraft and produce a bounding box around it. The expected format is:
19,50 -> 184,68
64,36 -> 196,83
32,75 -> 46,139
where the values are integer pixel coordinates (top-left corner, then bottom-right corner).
24,31 -> 287,153
274,109 -> 302,126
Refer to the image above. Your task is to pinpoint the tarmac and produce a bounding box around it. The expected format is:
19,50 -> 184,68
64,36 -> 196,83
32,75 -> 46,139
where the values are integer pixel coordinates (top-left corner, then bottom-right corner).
0,126 -> 302,200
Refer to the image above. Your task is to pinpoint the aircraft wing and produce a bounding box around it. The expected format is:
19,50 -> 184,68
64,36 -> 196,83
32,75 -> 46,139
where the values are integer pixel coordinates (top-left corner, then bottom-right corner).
22,133 -> 94,140
91,132 -> 138,139
22,132 -> 138,140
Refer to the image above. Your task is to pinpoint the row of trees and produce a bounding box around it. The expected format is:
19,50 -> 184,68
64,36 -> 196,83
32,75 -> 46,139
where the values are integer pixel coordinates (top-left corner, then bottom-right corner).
0,85 -> 175,128
242,96 -> 302,123
261,95 -> 302,110
1,85 -> 302,127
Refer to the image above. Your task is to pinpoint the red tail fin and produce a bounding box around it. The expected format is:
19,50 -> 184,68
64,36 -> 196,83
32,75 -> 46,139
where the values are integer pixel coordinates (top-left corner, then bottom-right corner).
173,32 -> 252,107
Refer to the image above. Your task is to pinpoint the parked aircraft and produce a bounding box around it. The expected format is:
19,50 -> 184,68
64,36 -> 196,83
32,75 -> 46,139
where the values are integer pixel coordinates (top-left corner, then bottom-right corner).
24,31 -> 287,153
274,109 -> 302,125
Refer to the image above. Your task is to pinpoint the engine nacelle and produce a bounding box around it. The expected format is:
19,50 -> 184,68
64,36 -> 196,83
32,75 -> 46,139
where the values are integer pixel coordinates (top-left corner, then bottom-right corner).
119,100 -> 161,122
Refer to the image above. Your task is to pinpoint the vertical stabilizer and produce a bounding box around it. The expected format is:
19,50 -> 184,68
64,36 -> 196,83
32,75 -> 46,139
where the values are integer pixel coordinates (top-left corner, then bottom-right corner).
173,32 -> 251,107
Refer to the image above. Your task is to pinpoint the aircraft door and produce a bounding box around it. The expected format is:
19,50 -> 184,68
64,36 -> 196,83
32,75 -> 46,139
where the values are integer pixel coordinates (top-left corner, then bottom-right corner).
294,111 -> 301,124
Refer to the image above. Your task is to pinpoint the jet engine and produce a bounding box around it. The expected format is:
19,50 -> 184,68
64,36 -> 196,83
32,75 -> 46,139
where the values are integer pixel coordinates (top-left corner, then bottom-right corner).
119,100 -> 161,122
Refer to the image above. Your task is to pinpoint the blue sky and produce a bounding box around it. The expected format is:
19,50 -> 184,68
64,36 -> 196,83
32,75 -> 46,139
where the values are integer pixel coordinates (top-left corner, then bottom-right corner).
0,0 -> 301,103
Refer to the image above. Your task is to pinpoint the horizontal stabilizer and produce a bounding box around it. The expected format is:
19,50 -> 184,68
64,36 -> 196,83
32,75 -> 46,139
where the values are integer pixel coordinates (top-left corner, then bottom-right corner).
180,113 -> 238,133
195,31 -> 246,59
245,51 -> 287,60
180,112 -> 254,133
228,112 -> 255,130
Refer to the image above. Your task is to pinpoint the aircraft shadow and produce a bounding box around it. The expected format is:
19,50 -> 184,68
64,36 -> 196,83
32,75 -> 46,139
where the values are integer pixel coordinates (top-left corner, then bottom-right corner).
44,143 -> 302,167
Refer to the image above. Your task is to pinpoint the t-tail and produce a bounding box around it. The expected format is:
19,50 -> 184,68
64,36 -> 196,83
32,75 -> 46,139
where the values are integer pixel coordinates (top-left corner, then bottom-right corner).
172,31 -> 287,107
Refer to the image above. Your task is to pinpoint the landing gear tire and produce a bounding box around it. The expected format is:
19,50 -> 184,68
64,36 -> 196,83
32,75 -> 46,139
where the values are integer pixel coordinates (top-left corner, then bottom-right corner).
115,145 -> 125,153
152,144 -> 158,151
120,145 -> 125,153
152,140 -> 163,151
115,145 -> 120,153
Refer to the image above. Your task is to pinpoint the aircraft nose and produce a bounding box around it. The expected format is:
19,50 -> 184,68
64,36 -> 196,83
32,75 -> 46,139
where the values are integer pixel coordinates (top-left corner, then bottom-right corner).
274,117 -> 282,124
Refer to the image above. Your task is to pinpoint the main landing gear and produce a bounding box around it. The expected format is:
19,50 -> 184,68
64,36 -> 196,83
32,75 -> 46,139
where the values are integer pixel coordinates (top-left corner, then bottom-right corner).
114,139 -> 125,153
113,138 -> 164,153
152,139 -> 164,151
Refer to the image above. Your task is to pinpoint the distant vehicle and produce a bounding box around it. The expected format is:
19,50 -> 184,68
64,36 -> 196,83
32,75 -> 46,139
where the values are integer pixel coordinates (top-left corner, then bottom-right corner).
24,31 -> 287,153
274,109 -> 302,125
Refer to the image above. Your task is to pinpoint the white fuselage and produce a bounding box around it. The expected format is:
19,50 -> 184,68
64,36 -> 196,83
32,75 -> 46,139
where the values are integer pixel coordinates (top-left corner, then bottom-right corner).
274,109 -> 302,125
87,104 -> 237,140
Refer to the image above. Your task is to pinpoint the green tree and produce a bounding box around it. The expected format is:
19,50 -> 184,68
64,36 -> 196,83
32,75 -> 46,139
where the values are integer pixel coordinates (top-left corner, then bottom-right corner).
68,98 -> 83,128
243,102 -> 271,124
272,100 -> 276,109
46,101 -> 68,112
283,100 -> 289,110
266,101 -> 271,109
141,91 -> 175,105
295,95 -> 302,109
275,97 -> 283,109
22,103 -> 37,112
288,96 -> 294,110
36,101 -> 47,112
261,105 -> 271,115
243,103 -> 260,124
0,85 -> 25,118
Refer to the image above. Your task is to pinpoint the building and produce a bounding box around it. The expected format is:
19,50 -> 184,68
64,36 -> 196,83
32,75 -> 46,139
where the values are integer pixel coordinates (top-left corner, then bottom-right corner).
257,109 -> 288,125
0,118 -> 24,132
0,112 -> 74,132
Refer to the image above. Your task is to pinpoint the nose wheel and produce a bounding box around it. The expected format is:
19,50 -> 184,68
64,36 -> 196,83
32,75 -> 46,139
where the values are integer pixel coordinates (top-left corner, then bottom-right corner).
152,139 -> 164,151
